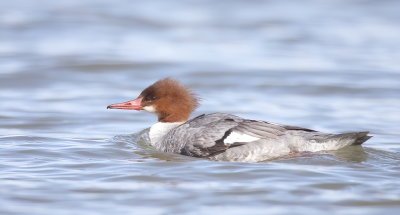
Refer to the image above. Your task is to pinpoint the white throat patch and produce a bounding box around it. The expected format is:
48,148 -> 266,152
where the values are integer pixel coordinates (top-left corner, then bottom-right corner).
143,105 -> 156,113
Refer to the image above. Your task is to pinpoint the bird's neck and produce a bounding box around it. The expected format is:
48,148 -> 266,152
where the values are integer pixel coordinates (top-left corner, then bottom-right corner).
158,111 -> 190,123
148,121 -> 185,149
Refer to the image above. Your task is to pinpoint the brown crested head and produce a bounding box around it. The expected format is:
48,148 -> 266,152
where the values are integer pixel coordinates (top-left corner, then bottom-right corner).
138,78 -> 199,122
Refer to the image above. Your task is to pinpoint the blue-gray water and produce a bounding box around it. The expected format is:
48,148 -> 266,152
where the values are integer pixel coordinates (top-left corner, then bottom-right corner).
1,0 -> 400,214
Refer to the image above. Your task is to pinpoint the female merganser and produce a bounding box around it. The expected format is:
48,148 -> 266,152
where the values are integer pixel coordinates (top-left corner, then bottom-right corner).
107,78 -> 371,162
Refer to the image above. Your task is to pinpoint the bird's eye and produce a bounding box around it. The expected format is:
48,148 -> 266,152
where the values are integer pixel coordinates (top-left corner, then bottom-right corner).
147,96 -> 157,102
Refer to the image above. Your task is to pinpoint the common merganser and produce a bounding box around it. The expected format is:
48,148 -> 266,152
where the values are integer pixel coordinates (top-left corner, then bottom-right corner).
107,78 -> 372,162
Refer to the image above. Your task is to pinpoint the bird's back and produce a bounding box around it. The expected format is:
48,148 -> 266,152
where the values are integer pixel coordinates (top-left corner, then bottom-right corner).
162,113 -> 371,162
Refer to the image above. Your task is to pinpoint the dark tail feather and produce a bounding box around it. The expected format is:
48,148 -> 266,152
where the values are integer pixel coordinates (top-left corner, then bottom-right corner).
333,131 -> 372,145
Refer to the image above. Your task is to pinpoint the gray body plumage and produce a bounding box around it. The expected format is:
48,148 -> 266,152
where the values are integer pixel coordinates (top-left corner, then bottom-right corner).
149,113 -> 371,162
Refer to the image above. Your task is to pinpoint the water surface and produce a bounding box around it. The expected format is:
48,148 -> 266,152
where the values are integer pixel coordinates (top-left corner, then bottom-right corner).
1,0 -> 400,214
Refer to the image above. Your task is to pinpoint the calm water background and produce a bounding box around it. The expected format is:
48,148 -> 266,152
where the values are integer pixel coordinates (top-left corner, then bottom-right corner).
1,0 -> 400,214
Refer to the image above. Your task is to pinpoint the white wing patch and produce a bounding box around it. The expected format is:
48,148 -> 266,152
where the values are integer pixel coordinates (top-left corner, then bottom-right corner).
224,132 -> 260,144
